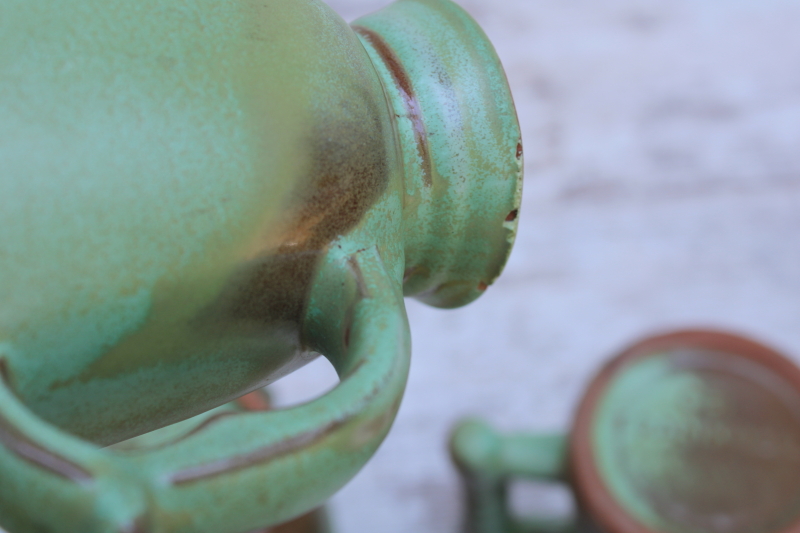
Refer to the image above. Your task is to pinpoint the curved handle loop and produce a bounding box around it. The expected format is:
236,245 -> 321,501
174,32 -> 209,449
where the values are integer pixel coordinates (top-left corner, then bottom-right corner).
0,246 -> 410,533
450,419 -> 576,533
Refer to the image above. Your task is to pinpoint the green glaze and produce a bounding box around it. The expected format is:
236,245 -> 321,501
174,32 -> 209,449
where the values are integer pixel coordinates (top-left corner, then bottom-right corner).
594,350 -> 800,533
452,344 -> 800,533
450,420 -> 575,533
353,0 -> 522,307
1,0 -> 403,446
592,355 -> 682,532
0,0 -> 521,531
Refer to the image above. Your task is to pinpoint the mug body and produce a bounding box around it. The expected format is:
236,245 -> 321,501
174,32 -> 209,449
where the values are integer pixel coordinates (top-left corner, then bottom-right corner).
0,0 -> 403,445
0,1 -> 522,530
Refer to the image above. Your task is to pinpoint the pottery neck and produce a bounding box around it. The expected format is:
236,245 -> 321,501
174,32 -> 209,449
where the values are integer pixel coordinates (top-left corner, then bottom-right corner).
353,0 -> 523,309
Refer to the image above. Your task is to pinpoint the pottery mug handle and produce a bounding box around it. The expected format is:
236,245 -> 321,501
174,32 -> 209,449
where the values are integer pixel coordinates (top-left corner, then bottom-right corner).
450,420 -> 582,533
0,246 -> 410,533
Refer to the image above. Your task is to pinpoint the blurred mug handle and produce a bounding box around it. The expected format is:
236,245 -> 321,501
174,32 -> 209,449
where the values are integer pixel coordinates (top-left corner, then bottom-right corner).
450,419 -> 583,533
0,246 -> 411,533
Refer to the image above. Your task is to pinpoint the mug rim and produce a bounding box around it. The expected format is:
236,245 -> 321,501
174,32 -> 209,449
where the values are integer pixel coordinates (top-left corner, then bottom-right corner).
569,328 -> 800,533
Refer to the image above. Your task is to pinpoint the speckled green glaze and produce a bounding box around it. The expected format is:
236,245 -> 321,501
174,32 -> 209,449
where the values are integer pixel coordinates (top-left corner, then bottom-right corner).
594,350 -> 800,533
450,419 -> 573,533
450,334 -> 800,533
0,0 -> 521,531
353,0 -> 522,307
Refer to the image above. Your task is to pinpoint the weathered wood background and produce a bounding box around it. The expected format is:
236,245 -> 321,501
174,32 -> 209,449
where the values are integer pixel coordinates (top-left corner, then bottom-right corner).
272,0 -> 800,531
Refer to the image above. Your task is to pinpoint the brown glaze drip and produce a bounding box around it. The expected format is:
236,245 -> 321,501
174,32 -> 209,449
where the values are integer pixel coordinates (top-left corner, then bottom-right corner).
126,412 -> 243,453
130,389 -> 272,451
516,141 -> 523,160
346,254 -> 371,300
0,358 -> 13,394
169,418 -> 347,485
23,26 -> 394,446
343,325 -> 352,350
194,89 -> 391,361
38,96 -> 391,444
353,25 -> 433,187
0,411 -> 92,482
214,103 -> 390,333
341,252 -> 370,353
0,358 -> 92,481
505,209 -> 518,222
115,391 -> 272,453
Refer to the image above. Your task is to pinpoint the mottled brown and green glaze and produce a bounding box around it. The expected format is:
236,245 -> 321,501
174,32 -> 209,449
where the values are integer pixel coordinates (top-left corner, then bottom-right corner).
0,0 -> 521,531
450,331 -> 800,533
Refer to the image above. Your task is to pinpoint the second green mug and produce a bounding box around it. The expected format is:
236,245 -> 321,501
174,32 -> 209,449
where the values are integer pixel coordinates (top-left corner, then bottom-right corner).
452,330 -> 800,533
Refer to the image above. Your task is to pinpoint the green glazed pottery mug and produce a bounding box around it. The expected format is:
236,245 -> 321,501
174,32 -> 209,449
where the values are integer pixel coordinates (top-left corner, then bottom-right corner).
451,330 -> 800,533
0,0 -> 522,531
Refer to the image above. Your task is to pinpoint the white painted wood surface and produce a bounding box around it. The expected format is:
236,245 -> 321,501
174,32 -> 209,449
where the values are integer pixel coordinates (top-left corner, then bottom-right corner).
272,1 -> 800,531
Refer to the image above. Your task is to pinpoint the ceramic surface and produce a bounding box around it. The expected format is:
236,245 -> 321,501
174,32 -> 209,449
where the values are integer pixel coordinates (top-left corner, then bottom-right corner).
0,0 -> 521,531
451,331 -> 800,533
